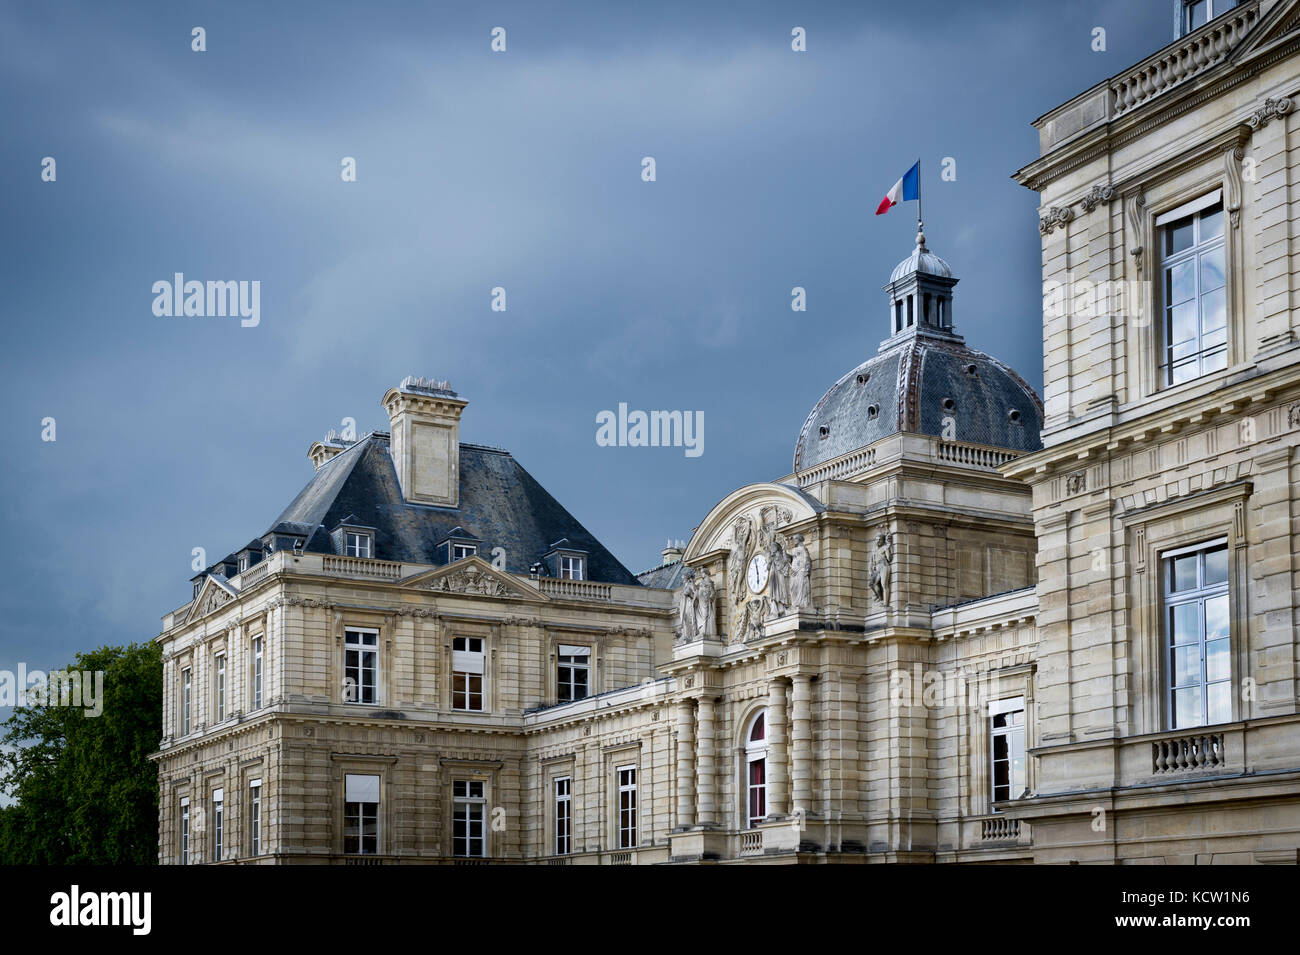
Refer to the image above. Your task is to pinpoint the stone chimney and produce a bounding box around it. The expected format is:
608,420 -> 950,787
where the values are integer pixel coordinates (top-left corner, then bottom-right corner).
661,539 -> 685,564
308,429 -> 350,470
382,376 -> 467,507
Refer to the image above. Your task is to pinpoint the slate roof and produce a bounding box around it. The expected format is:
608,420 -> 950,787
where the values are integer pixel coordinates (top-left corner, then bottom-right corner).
793,332 -> 1045,471
636,559 -> 687,591
205,433 -> 640,586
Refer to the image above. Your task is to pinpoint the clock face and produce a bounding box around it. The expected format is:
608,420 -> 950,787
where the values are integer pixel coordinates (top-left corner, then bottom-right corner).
747,553 -> 769,593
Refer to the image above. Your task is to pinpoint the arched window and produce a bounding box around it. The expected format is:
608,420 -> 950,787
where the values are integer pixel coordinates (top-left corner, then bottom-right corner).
744,710 -> 768,828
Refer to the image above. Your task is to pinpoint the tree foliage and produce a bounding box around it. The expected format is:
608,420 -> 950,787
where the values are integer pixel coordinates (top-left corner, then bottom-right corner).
0,642 -> 161,864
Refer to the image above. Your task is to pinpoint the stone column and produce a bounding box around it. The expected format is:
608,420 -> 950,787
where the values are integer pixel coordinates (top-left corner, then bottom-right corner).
767,678 -> 789,817
675,700 -> 695,828
696,697 -> 717,826
791,673 -> 812,813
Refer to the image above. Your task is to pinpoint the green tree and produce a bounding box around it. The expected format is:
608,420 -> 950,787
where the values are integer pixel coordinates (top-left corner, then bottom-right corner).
0,642 -> 161,864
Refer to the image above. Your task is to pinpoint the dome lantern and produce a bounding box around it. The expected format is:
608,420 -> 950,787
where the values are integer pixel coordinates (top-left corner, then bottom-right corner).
882,221 -> 960,347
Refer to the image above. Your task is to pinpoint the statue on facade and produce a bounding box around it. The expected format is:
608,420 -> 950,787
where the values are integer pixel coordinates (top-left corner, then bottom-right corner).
675,569 -> 698,642
766,538 -> 791,618
787,534 -> 812,611
728,516 -> 754,604
693,570 -> 717,638
869,529 -> 893,609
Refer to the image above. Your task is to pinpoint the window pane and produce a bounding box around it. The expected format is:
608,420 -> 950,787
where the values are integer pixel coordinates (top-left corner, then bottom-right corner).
1201,286 -> 1226,333
1199,247 -> 1225,292
1170,602 -> 1199,644
1172,645 -> 1200,687
1167,260 -> 1195,306
1204,594 -> 1229,639
1206,638 -> 1230,683
1168,300 -> 1198,345
1171,555 -> 1198,592
1166,217 -> 1194,256
1170,358 -> 1198,384
1203,548 -> 1227,585
1200,206 -> 1223,241
1203,349 -> 1227,373
1173,687 -> 1204,728
1207,681 -> 1231,725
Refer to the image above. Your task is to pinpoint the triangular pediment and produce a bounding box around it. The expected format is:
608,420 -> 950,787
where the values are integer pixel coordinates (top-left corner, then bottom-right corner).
399,556 -> 546,601
186,575 -> 240,623
1230,0 -> 1300,62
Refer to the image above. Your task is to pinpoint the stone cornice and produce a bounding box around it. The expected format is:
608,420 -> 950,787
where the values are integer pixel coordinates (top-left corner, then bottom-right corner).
1016,4 -> 1300,193
1005,362 -> 1300,482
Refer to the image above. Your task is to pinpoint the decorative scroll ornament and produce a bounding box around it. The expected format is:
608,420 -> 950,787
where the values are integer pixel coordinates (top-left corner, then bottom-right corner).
1039,206 -> 1073,235
1245,96 -> 1292,130
1079,184 -> 1114,213
1125,193 -> 1146,273
1224,143 -> 1245,228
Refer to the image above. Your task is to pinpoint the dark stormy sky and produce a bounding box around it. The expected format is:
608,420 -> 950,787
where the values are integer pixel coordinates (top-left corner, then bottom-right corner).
0,0 -> 1172,721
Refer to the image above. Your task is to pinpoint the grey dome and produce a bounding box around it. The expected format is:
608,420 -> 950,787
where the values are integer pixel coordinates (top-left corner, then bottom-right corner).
890,246 -> 953,283
793,336 -> 1044,471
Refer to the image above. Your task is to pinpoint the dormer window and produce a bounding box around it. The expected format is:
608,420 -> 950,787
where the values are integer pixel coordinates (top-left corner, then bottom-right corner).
560,555 -> 585,581
866,404 -> 880,421
818,425 -> 830,439
451,543 -> 477,561
345,532 -> 372,558
238,555 -> 249,573
1179,0 -> 1237,36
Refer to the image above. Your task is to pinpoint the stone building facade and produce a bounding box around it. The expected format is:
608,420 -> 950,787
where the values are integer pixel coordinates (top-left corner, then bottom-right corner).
152,0 -> 1300,864
1005,0 -> 1300,863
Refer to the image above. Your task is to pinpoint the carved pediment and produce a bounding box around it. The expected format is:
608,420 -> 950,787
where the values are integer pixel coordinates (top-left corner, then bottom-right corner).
400,557 -> 543,601
186,576 -> 239,623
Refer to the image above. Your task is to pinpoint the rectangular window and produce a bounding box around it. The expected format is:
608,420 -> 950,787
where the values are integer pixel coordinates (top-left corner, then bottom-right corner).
559,555 -> 584,581
1165,540 -> 1231,729
557,645 -> 590,703
990,697 -> 1026,808
181,667 -> 192,736
211,788 -> 224,862
616,765 -> 638,849
453,779 -> 486,857
451,543 -> 477,561
451,636 -> 485,711
248,779 -> 262,856
1159,195 -> 1226,385
747,758 -> 767,828
343,773 -> 380,855
344,629 -> 379,704
214,653 -> 226,722
1182,0 -> 1237,34
554,777 -> 572,855
345,532 -> 372,558
251,636 -> 264,710
179,797 -> 190,865
238,554 -> 249,573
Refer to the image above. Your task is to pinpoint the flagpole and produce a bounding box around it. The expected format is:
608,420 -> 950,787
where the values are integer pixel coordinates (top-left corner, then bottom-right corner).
916,157 -> 923,244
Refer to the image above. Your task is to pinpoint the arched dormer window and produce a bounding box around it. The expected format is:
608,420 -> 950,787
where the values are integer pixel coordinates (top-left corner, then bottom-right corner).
744,710 -> 768,828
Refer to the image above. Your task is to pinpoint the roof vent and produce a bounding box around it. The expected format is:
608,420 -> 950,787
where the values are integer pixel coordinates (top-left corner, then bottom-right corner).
941,397 -> 956,412
1008,409 -> 1022,423
866,404 -> 880,420
856,372 -> 871,385
818,425 -> 830,439
964,363 -> 977,377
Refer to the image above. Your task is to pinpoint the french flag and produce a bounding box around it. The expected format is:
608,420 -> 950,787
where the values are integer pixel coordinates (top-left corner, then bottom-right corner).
875,161 -> 919,215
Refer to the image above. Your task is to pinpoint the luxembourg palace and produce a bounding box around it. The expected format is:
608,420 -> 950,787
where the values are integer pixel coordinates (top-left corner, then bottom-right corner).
153,0 -> 1300,864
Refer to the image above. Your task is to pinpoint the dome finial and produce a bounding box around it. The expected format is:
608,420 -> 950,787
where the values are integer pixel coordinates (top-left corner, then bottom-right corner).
916,219 -> 926,251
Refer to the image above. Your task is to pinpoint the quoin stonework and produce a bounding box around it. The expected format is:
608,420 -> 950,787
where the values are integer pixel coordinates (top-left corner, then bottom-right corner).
152,0 -> 1300,864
